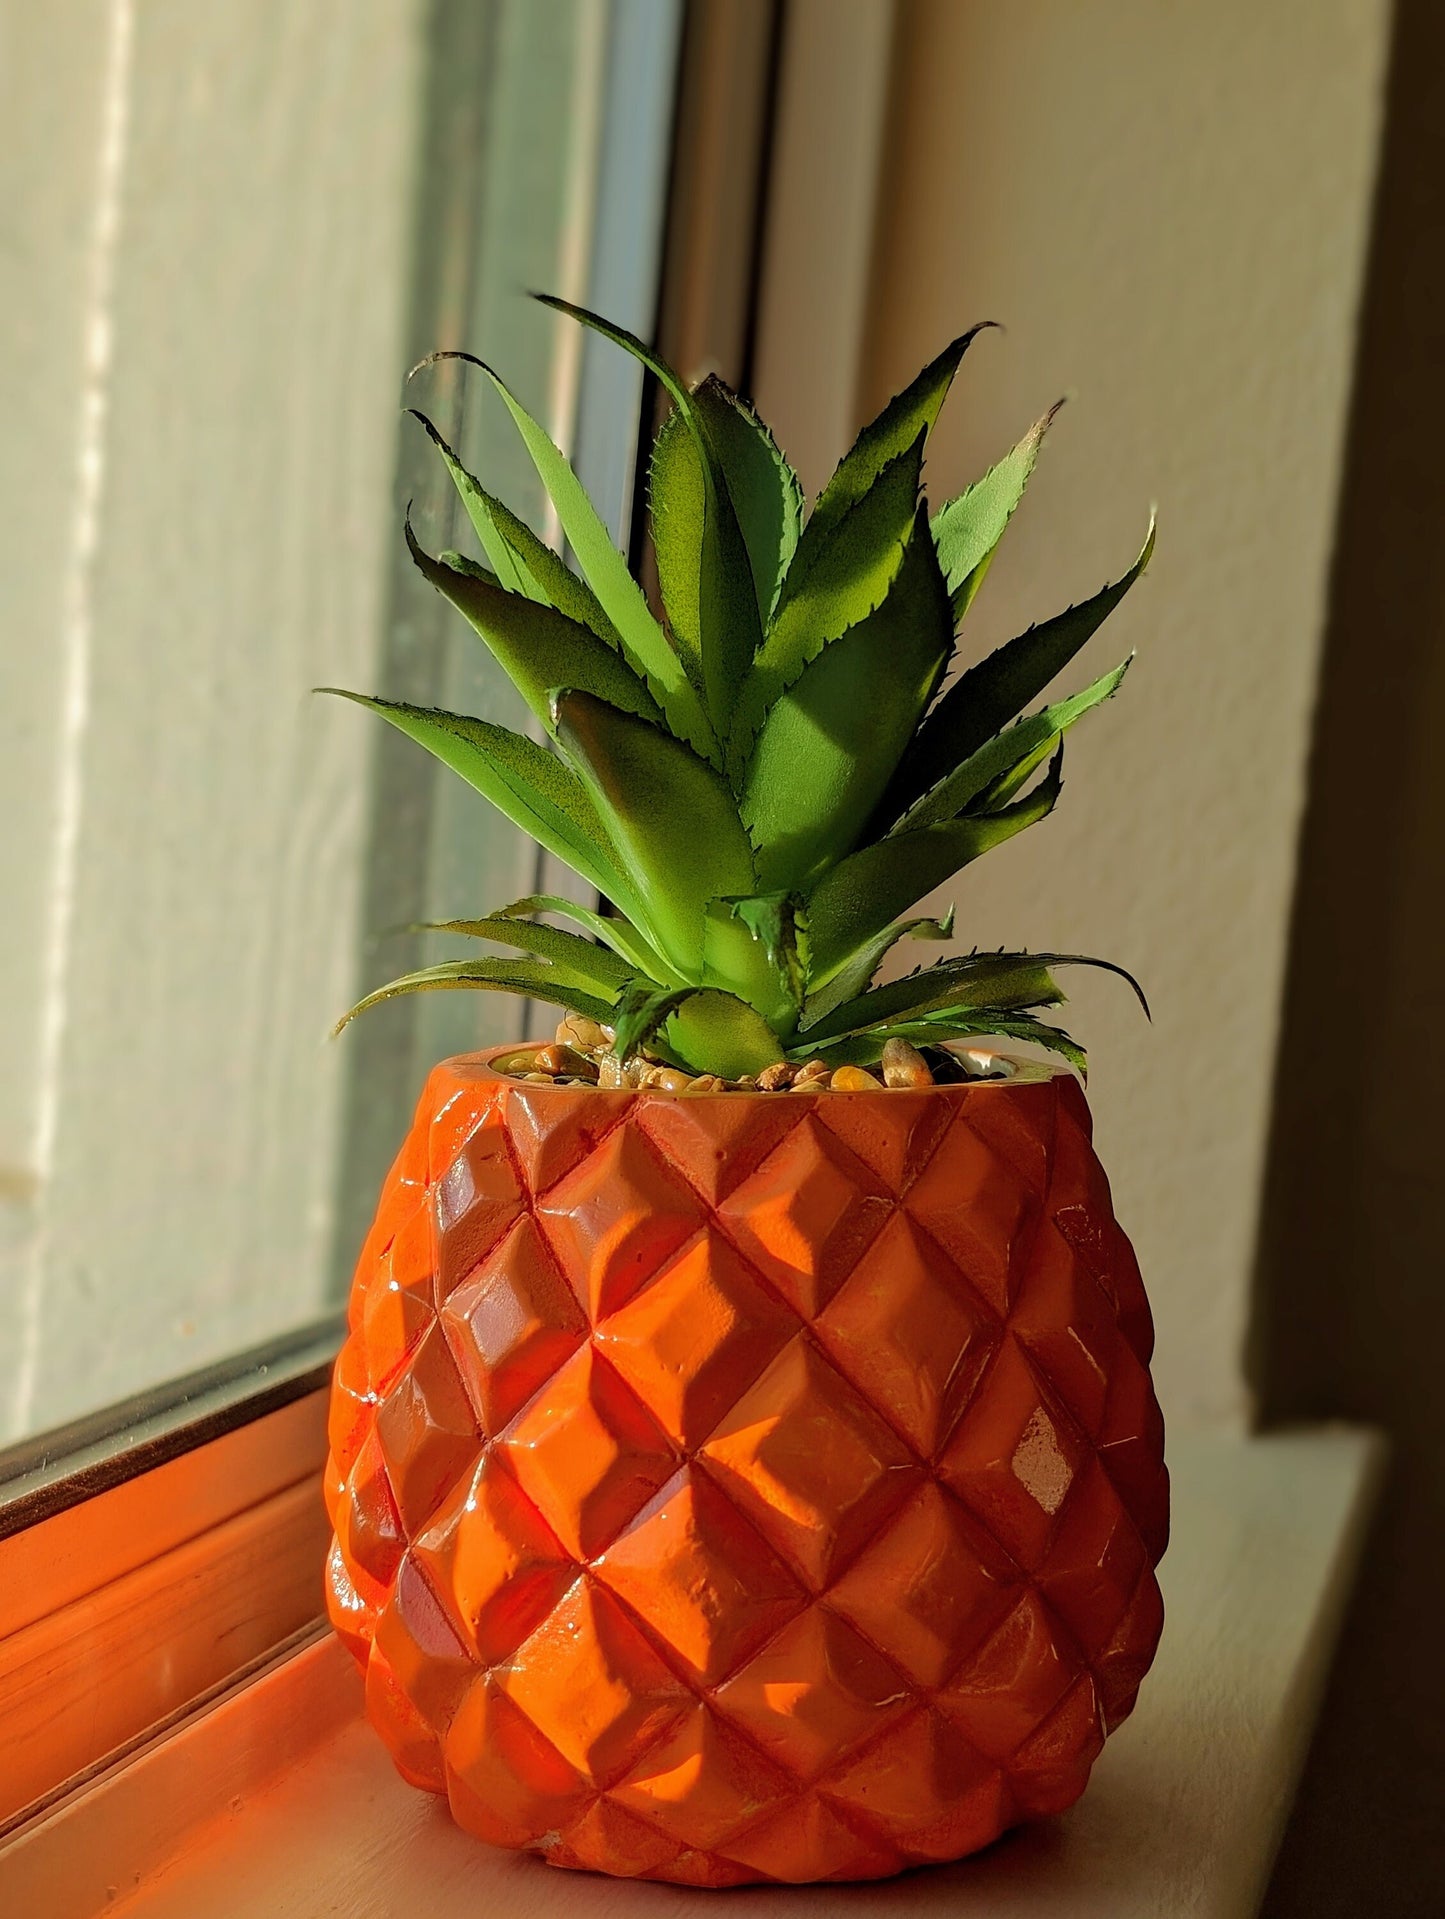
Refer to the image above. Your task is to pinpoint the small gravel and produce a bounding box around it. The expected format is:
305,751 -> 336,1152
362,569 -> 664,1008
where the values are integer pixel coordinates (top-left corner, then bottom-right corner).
490,1022 -> 1004,1092
882,1037 -> 933,1087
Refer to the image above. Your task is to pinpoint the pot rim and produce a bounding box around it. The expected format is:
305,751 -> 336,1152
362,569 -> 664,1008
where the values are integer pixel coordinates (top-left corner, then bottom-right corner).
462,1040 -> 1071,1099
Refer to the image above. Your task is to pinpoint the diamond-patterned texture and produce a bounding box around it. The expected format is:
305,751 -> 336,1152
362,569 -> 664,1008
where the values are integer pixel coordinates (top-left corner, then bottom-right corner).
326,1048 -> 1168,1887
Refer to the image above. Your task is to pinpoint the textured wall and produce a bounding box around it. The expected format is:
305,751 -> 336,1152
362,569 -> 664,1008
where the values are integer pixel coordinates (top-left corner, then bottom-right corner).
843,0 -> 1390,1427
1252,2 -> 1445,1908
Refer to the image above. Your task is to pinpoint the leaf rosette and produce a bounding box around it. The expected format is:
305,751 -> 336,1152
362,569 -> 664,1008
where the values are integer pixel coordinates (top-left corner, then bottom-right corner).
327,299 -> 1153,1079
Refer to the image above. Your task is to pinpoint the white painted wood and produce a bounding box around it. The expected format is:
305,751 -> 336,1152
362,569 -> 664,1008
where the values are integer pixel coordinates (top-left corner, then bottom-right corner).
0,1427 -> 1379,1919
0,0 -> 115,1374
0,1390 -> 326,1640
0,0 -> 112,1175
3,1 -> 425,1438
0,1475 -> 327,1826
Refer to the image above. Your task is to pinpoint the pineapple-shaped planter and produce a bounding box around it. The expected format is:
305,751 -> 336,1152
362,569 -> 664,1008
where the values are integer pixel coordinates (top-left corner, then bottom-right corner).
325,300 -> 1167,1886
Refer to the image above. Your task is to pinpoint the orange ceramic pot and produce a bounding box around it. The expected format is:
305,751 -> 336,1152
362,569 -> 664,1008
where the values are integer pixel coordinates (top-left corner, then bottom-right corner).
325,1046 -> 1167,1887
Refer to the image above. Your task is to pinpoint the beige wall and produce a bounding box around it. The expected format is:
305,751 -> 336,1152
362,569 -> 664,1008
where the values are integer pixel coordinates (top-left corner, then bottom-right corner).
761,0 -> 1391,1426
1248,4 -> 1445,1902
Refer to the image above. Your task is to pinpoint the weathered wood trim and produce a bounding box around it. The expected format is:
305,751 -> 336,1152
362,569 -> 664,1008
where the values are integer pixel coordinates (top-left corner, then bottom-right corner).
0,1387 -> 330,1831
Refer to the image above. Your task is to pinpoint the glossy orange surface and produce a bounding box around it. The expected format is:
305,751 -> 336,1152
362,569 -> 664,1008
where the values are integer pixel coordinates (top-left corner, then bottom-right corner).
326,1050 -> 1168,1887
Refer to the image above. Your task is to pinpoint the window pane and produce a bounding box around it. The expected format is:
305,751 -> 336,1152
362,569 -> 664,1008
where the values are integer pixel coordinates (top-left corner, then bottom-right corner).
0,0 -> 680,1450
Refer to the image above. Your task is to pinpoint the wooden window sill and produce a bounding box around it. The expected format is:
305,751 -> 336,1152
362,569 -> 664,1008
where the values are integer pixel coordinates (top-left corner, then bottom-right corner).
1,1425 -> 1379,1918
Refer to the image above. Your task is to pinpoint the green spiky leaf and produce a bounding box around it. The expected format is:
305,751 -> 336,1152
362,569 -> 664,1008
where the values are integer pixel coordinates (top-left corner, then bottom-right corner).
885,519 -> 1154,821
895,657 -> 1130,833
728,438 -> 924,778
411,410 -> 526,596
335,956 -> 618,1035
953,1012 -> 1090,1077
802,947 -> 1146,1045
801,906 -> 955,1022
418,349 -> 716,760
405,519 -> 662,734
662,989 -> 785,1079
611,980 -> 693,1061
805,324 -> 995,547
807,749 -> 1065,977
411,411 -> 622,643
699,897 -> 802,1038
551,688 -> 756,979
395,915 -> 634,996
648,407 -> 708,688
804,1011 -> 1089,1079
801,956 -> 1061,1044
434,548 -> 499,585
932,401 -> 1062,620
741,513 -> 953,888
714,891 -> 810,1018
538,296 -> 760,736
607,979 -> 785,1079
649,379 -> 802,704
319,692 -> 642,921
692,375 -> 802,622
493,895 -> 680,985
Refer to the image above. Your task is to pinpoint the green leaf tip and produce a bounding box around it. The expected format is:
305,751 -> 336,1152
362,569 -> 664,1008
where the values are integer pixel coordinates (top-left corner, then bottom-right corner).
540,292 -> 764,740
407,344 -> 717,762
333,955 -> 620,1038
932,396 -> 1065,621
882,512 -> 1155,828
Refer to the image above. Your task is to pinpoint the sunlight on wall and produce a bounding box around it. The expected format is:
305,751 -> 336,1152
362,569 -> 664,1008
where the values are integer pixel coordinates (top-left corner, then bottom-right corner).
853,0 -> 1392,1426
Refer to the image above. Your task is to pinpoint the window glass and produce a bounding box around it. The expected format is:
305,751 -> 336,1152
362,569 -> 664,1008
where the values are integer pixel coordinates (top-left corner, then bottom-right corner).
0,0 -> 681,1451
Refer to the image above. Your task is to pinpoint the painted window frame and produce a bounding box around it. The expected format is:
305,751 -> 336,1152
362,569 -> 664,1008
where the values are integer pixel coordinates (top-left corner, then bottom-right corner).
0,1329 -> 338,1834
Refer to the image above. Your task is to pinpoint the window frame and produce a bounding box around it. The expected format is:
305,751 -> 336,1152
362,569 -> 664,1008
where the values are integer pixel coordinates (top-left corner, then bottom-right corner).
0,1317 -> 340,1540
0,1327 -> 337,1834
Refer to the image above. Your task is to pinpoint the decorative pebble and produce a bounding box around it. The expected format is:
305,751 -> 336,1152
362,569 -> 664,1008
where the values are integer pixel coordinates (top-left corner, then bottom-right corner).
684,1074 -> 726,1093
643,1066 -> 693,1092
790,1060 -> 831,1092
556,1013 -> 612,1051
534,1043 -> 594,1078
756,1062 -> 797,1091
598,1055 -> 650,1089
494,1048 -> 539,1078
829,1065 -> 880,1091
881,1038 -> 933,1088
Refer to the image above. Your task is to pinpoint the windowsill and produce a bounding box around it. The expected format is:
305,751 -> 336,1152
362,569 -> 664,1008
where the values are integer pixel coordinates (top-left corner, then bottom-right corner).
2,1425 -> 1379,1918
